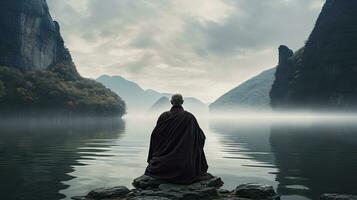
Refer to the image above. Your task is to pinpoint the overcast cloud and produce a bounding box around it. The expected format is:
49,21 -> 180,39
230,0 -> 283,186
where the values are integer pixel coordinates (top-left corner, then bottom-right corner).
47,0 -> 324,102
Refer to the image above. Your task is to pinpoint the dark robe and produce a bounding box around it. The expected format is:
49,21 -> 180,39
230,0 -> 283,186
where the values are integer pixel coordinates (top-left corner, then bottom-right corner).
145,105 -> 209,184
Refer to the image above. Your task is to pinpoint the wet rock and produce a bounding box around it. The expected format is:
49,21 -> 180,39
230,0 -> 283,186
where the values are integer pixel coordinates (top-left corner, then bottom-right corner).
87,186 -> 130,199
132,175 -> 167,189
235,183 -> 280,200
320,193 -> 357,200
73,175 -> 280,200
131,197 -> 170,200
71,196 -> 87,200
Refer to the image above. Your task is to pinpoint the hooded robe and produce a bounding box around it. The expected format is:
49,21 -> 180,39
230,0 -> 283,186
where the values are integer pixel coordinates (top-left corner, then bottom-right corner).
145,105 -> 208,184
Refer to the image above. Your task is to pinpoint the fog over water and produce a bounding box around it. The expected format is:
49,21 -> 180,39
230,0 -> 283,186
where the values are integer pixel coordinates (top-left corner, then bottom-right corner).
1,112 -> 357,200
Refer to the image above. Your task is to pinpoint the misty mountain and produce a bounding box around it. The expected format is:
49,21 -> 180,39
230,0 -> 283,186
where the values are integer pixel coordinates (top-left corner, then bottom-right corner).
97,75 -> 207,114
148,96 -> 208,116
210,68 -> 276,112
97,75 -> 159,113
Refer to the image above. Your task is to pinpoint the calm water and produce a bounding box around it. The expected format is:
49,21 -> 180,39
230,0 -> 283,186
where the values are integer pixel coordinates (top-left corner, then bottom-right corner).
1,116 -> 357,200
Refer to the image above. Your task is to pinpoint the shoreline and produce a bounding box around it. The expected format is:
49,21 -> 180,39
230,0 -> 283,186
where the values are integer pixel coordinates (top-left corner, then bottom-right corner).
72,175 -> 357,200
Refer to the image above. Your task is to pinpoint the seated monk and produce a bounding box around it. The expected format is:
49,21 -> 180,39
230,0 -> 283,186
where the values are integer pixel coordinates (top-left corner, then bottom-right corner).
145,94 -> 209,184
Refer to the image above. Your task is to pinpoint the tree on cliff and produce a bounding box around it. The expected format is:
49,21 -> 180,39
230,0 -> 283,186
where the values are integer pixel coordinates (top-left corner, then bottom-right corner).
0,0 -> 126,116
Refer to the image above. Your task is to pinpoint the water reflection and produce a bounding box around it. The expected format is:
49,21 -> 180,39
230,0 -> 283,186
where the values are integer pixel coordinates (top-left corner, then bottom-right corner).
270,123 -> 357,199
210,119 -> 357,199
2,117 -> 357,200
0,118 -> 125,200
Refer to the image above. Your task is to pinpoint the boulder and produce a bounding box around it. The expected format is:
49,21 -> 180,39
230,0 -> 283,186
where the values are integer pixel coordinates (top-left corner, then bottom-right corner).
132,175 -> 167,189
235,183 -> 280,200
87,186 -> 130,199
320,194 -> 357,200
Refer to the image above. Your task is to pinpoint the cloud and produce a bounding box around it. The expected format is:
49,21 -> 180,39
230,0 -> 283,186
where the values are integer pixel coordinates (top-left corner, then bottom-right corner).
47,0 -> 324,102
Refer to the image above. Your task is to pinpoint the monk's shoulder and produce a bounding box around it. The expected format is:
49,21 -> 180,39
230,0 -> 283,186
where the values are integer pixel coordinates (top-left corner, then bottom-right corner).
159,111 -> 171,119
183,111 -> 196,119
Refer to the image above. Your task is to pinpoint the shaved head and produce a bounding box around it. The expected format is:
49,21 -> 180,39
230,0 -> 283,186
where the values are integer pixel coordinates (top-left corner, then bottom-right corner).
171,94 -> 184,106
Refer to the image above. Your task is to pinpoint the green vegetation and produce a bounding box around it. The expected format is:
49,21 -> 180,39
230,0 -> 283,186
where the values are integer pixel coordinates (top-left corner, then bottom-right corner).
0,63 -> 126,117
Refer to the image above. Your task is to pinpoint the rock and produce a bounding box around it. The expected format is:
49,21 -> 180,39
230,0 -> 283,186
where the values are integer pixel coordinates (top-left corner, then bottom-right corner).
132,175 -> 167,189
218,188 -> 231,194
131,197 -> 170,200
204,176 -> 224,188
86,186 -> 130,199
71,196 -> 87,200
320,194 -> 357,200
0,0 -> 72,70
235,183 -> 280,200
278,45 -> 294,65
74,175 -> 280,200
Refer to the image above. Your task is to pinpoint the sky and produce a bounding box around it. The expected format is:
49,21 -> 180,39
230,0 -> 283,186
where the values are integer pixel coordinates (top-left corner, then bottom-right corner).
47,0 -> 325,103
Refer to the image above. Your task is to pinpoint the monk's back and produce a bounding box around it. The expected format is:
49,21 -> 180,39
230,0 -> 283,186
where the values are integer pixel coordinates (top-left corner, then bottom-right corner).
145,103 -> 208,184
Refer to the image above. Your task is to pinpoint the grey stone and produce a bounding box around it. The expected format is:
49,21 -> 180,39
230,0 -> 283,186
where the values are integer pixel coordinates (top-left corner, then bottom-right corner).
71,196 -> 87,200
320,194 -> 357,200
218,188 -> 231,194
235,183 -> 280,200
205,177 -> 224,188
131,197 -> 171,200
132,175 -> 166,189
87,186 -> 130,199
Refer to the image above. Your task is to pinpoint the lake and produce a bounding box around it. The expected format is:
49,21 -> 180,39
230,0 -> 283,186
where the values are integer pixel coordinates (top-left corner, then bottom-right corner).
1,114 -> 357,200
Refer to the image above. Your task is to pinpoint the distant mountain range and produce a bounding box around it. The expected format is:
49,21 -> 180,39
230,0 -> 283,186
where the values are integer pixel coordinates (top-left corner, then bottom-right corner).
148,96 -> 208,116
210,68 -> 276,112
97,75 -> 207,114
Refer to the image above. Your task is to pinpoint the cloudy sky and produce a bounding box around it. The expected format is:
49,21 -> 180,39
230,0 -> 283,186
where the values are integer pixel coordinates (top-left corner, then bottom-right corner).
47,0 -> 325,102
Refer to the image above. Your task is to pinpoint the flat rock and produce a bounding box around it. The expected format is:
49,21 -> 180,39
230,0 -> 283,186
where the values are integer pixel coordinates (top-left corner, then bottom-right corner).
131,197 -> 170,200
132,175 -> 166,189
235,183 -> 280,200
320,194 -> 357,200
87,186 -> 130,199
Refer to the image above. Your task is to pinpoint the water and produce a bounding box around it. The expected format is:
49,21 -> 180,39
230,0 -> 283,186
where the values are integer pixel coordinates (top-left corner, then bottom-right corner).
1,116 -> 357,200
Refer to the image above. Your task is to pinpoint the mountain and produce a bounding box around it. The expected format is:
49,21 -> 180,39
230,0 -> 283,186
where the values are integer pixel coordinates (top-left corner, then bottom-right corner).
148,97 -> 171,113
148,96 -> 208,116
97,75 -> 208,114
97,75 -> 159,113
270,0 -> 357,110
0,0 -> 126,117
210,68 -> 276,112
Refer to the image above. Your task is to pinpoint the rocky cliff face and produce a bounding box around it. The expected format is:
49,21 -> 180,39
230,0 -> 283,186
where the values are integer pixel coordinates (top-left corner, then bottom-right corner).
0,0 -> 126,117
270,0 -> 357,109
0,0 -> 71,70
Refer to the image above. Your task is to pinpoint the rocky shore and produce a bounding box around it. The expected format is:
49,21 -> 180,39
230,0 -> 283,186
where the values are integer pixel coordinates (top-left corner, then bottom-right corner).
71,174 -> 357,200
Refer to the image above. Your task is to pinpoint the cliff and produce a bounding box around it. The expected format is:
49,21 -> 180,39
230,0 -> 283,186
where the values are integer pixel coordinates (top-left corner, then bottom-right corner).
0,0 -> 126,117
210,68 -> 276,112
0,0 -> 71,70
270,0 -> 357,109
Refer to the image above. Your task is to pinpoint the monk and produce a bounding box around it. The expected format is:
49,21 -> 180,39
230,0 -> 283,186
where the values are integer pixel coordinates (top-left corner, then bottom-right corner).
145,94 -> 209,184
